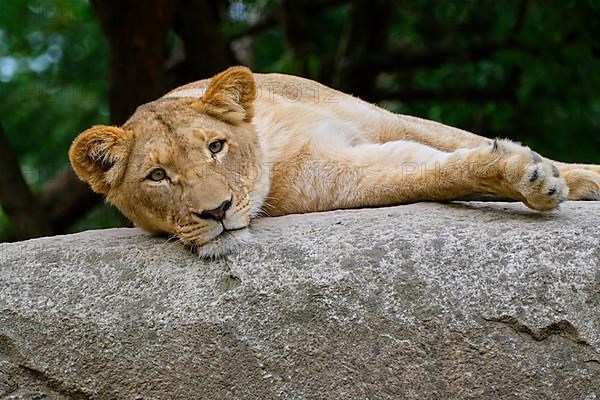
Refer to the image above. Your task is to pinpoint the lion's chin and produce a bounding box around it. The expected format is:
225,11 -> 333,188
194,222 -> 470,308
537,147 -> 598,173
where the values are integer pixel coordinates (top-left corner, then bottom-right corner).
191,227 -> 252,259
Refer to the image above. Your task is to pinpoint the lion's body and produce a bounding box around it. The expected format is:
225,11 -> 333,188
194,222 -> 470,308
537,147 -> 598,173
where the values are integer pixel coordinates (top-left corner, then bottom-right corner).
70,67 -> 600,257
166,72 -> 599,216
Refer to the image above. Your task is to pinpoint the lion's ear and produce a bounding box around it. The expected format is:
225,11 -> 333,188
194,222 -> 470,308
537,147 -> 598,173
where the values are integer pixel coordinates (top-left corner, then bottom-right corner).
200,66 -> 256,123
68,125 -> 132,194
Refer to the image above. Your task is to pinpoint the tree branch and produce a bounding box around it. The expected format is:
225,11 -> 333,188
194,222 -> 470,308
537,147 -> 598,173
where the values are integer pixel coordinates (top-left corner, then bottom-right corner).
0,121 -> 53,240
39,168 -> 102,233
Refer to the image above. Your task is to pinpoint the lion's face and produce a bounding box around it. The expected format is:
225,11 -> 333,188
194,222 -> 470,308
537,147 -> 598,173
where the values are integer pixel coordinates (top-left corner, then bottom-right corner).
113,101 -> 262,253
69,67 -> 266,257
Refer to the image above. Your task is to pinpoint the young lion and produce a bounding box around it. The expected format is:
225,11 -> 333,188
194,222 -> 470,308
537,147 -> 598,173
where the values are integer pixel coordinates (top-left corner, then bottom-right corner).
69,66 -> 600,257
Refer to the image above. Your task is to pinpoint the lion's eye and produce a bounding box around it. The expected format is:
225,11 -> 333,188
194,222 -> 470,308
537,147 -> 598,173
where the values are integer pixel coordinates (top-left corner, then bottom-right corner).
147,168 -> 167,181
208,140 -> 225,154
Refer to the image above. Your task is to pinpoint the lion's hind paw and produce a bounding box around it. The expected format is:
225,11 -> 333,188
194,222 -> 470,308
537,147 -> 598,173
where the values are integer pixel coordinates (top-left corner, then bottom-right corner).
563,169 -> 600,201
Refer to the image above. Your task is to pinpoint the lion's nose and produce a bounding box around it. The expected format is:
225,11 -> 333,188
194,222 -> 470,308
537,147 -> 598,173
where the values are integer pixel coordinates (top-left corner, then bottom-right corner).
196,200 -> 232,221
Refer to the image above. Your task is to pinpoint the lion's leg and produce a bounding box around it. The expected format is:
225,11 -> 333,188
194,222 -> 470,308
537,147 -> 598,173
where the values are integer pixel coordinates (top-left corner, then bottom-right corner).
307,139 -> 568,212
373,114 -> 599,200
376,114 -> 492,151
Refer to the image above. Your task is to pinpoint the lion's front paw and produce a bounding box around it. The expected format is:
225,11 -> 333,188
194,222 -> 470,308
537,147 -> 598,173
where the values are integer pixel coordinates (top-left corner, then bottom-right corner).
563,169 -> 600,200
492,140 -> 569,211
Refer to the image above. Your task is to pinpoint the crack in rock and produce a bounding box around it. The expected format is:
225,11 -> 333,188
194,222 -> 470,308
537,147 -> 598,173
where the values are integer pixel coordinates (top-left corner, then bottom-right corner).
1,333 -> 91,399
19,365 -> 92,400
482,315 -> 592,346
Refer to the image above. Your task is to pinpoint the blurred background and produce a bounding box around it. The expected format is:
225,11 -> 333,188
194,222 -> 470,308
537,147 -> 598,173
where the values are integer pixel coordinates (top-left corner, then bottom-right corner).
0,0 -> 599,242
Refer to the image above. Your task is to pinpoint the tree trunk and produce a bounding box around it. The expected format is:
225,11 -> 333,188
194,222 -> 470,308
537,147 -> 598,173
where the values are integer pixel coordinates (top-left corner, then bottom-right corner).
279,0 -> 311,75
332,0 -> 392,96
91,0 -> 177,124
170,0 -> 234,86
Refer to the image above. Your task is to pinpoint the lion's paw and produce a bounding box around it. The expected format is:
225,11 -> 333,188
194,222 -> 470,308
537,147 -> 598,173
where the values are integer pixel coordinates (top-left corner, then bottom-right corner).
563,169 -> 600,200
491,140 -> 569,211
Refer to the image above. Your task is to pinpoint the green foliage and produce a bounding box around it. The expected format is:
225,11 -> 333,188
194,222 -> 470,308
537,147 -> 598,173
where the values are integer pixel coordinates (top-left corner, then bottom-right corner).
382,0 -> 600,163
0,0 -> 108,182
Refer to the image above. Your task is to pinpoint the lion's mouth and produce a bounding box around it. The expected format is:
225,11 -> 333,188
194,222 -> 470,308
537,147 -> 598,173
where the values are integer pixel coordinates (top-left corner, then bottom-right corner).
221,224 -> 247,233
175,217 -> 251,257
218,225 -> 249,240
201,221 -> 250,243
191,225 -> 252,258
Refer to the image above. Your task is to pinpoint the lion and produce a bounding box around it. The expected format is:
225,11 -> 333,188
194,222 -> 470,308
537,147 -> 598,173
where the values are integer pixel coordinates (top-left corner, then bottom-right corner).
69,66 -> 600,257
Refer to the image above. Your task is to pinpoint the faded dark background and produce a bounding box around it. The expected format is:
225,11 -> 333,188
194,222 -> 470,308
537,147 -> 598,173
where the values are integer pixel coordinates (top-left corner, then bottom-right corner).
1,0 -> 599,242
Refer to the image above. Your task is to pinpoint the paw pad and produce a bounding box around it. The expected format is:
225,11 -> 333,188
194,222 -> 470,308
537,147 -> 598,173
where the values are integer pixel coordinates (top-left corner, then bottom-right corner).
529,168 -> 539,182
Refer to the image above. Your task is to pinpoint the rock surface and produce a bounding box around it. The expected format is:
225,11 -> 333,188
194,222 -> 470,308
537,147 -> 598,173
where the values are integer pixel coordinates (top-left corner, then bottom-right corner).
0,201 -> 599,399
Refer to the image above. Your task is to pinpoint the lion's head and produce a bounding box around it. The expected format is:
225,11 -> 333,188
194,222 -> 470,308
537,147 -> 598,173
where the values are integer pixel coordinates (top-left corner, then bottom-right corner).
69,67 -> 268,257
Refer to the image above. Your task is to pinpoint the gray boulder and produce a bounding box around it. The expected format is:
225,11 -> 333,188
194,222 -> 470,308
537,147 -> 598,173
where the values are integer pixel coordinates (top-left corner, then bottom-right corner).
0,201 -> 599,399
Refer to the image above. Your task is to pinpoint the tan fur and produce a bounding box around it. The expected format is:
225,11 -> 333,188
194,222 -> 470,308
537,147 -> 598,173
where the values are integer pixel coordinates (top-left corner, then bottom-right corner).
70,66 -> 600,257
